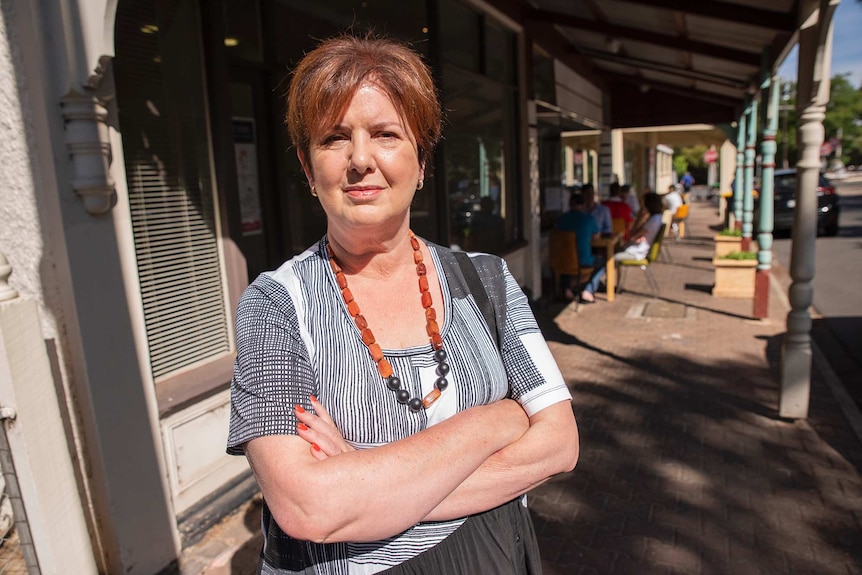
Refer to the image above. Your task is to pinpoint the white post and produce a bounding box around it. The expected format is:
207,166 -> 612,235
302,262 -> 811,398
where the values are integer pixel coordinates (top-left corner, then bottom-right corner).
0,251 -> 99,573
779,0 -> 840,419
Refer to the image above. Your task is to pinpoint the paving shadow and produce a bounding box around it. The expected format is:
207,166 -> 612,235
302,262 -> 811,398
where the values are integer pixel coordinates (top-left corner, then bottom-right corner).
529,344 -> 862,574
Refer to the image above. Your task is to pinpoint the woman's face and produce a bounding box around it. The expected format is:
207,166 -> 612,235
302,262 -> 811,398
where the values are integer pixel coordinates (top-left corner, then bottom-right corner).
300,83 -> 424,235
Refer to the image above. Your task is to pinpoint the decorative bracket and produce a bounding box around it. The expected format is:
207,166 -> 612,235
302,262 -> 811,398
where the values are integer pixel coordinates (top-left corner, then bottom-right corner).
60,90 -> 116,215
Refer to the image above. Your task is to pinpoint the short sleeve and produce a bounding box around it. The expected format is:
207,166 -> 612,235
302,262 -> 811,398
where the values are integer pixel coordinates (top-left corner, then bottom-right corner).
226,278 -> 316,455
497,264 -> 572,417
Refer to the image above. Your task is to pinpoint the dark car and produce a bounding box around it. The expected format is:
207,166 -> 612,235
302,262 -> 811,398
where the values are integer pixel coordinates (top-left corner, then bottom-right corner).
769,169 -> 840,236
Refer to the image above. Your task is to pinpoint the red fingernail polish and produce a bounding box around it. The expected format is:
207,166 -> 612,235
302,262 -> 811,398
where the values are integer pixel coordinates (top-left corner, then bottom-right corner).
297,423 -> 308,431
310,395 -> 318,403
312,443 -> 321,451
296,405 -> 305,414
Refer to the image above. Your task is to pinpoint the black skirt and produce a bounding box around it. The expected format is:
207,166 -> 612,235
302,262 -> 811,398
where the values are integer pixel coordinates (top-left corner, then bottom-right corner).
380,498 -> 543,575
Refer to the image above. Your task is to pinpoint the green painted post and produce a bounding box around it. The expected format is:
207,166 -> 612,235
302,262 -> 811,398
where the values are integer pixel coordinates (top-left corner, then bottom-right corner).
734,111 -> 746,230
754,76 -> 779,318
742,100 -> 758,251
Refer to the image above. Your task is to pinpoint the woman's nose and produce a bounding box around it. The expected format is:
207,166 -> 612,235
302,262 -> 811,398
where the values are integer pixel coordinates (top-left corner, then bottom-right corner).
348,135 -> 374,174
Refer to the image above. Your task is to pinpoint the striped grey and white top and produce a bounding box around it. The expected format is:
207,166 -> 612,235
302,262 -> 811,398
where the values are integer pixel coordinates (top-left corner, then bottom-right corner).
228,238 -> 571,574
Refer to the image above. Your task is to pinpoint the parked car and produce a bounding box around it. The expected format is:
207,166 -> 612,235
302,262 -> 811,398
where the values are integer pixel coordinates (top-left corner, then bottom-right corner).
768,169 -> 840,236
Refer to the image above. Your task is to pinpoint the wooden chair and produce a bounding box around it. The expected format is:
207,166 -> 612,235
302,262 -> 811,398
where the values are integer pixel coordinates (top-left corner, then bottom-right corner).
612,217 -> 627,238
671,203 -> 690,240
617,224 -> 667,297
549,229 -> 594,306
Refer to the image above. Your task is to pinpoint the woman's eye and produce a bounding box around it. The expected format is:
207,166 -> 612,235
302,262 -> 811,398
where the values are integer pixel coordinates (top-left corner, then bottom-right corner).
323,134 -> 347,144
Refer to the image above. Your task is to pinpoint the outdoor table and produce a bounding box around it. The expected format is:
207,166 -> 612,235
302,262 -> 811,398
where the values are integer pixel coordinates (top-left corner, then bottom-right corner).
591,231 -> 623,302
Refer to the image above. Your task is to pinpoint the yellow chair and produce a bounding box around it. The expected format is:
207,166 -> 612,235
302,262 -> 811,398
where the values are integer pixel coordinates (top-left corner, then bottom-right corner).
617,224 -> 667,297
549,229 -> 594,305
671,203 -> 690,240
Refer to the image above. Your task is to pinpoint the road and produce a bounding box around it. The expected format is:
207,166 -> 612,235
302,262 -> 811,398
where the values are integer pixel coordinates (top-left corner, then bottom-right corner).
771,175 -> 862,396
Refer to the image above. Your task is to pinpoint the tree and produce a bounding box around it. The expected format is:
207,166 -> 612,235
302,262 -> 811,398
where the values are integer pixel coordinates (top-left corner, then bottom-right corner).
777,75 -> 862,167
673,145 -> 709,183
824,74 -> 862,165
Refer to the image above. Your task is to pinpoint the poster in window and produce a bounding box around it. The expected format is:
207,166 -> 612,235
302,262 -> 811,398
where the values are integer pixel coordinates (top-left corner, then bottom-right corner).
233,118 -> 263,235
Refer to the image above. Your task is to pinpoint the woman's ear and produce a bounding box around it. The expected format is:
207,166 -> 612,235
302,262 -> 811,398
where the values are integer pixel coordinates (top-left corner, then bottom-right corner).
297,149 -> 314,188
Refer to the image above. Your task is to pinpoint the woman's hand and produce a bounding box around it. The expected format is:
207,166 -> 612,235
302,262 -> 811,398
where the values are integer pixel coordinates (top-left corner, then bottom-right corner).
295,395 -> 355,460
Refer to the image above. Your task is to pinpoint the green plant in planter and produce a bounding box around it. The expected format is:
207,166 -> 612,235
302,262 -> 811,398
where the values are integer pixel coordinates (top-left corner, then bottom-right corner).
719,250 -> 757,260
718,228 -> 742,237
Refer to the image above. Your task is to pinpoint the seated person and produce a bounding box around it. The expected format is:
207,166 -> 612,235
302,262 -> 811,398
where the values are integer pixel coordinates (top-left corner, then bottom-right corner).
662,184 -> 684,235
615,192 -> 665,263
581,183 -> 612,234
602,182 -> 634,239
556,193 -> 604,302
575,193 -> 664,302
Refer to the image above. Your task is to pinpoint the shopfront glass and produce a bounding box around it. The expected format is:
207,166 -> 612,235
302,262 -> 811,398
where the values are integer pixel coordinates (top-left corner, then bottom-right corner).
439,0 -> 520,253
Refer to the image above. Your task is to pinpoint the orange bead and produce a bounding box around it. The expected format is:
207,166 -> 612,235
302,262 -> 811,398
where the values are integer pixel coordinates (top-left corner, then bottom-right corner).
425,308 -> 436,321
426,319 -> 439,336
347,300 -> 360,316
421,292 -> 433,308
361,328 -> 376,345
354,315 -> 368,329
329,258 -> 341,273
368,343 -> 384,362
341,287 -> 354,303
414,250 -> 423,264
377,358 -> 393,378
336,272 -> 348,290
410,237 -> 420,251
416,262 -> 427,276
430,333 -> 443,349
422,388 -> 441,408
418,276 -> 429,292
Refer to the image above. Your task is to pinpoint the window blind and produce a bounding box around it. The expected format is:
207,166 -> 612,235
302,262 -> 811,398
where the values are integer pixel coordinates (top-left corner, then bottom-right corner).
116,0 -> 230,380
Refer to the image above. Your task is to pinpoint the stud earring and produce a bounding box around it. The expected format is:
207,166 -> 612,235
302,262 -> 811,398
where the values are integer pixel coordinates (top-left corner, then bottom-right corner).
310,184 -> 317,197
416,180 -> 424,191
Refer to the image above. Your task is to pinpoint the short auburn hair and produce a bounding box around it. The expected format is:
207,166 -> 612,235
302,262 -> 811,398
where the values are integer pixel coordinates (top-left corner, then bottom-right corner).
286,35 -> 442,167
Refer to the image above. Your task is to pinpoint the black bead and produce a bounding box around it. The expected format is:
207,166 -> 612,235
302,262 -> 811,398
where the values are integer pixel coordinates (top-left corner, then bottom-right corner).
396,389 -> 410,404
435,377 -> 448,391
434,349 -> 447,362
408,397 -> 423,412
436,362 -> 450,377
387,376 -> 401,391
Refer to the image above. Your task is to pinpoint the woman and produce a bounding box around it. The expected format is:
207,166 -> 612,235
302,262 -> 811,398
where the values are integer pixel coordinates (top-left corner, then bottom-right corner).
615,191 -> 664,262
228,34 -> 579,574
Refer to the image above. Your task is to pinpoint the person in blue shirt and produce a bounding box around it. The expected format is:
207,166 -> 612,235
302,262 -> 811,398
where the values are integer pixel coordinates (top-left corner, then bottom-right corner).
581,183 -> 612,234
556,193 -> 604,302
681,171 -> 694,193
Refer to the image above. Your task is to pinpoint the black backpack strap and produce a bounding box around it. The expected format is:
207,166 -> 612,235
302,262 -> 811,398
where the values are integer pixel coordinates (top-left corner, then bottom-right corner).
452,251 -> 501,352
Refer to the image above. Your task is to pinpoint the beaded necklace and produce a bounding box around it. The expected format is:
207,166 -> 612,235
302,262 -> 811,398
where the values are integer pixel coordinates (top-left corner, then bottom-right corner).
328,231 -> 450,412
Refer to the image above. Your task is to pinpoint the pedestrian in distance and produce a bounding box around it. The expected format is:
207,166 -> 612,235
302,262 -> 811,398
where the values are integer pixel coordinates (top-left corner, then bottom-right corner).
227,33 -> 579,575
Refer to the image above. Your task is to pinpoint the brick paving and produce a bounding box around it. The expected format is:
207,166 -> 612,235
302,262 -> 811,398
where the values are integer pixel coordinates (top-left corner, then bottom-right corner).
179,197 -> 862,575
530,198 -> 862,575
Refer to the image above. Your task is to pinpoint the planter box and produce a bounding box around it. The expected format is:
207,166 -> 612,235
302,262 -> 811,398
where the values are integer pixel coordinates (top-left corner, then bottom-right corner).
714,235 -> 742,258
714,235 -> 758,258
712,258 -> 757,298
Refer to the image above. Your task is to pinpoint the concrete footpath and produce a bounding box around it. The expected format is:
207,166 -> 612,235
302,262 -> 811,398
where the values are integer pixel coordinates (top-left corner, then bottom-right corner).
177,199 -> 862,575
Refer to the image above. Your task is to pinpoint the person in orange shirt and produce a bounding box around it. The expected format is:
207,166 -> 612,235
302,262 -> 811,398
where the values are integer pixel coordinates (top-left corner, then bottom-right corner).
603,182 -> 634,239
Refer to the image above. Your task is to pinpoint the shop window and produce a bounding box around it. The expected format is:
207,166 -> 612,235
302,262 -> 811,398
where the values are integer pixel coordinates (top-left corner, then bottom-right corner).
443,65 -> 519,253
485,20 -> 515,84
115,0 -> 233,404
222,0 -> 263,62
438,0 -> 480,73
